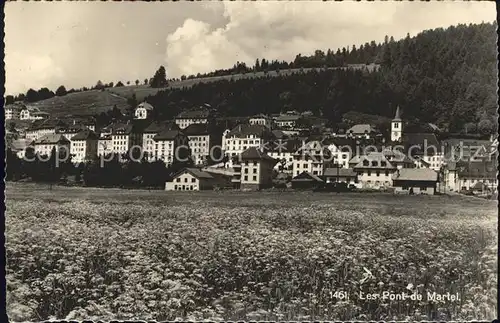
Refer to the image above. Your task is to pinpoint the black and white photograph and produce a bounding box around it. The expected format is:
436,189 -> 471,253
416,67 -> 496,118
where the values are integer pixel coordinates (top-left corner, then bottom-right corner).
3,1 -> 498,321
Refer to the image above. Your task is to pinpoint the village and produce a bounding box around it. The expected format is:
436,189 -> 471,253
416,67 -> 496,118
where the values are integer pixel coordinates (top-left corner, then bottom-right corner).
4,101 -> 498,197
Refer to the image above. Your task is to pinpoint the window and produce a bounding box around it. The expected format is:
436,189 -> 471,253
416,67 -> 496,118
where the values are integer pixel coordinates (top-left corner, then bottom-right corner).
253,168 -> 257,174
244,175 -> 248,181
371,161 -> 378,167
381,161 -> 387,167
385,170 -> 389,176
184,178 -> 188,183
376,171 -> 380,177
191,178 -> 196,183
244,168 -> 248,174
253,176 -> 257,181
368,171 -> 371,176
174,185 -> 177,190
363,160 -> 369,166
420,186 -> 427,191
342,154 -> 347,159
190,185 -> 193,191
176,178 -> 181,182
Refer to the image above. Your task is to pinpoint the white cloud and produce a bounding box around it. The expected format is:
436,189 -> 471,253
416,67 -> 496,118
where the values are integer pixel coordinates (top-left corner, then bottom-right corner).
4,1 -> 495,94
165,1 -> 495,78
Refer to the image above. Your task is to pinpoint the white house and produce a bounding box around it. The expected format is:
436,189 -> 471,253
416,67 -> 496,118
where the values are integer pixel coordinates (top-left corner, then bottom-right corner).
266,139 -> 302,173
4,103 -> 23,120
292,140 -> 333,177
231,147 -> 277,190
70,129 -> 99,164
274,114 -> 302,129
20,106 -> 50,121
352,152 -> 396,189
346,124 -> 377,139
33,134 -> 70,157
183,123 -> 220,166
323,138 -> 356,168
141,121 -> 179,161
134,102 -> 154,120
165,168 -> 230,191
153,130 -> 190,166
223,124 -> 274,167
174,105 -> 212,129
249,114 -> 272,129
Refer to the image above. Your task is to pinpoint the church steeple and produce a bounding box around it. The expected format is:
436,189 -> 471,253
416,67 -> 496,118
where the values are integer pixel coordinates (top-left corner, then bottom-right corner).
393,105 -> 401,121
391,105 -> 403,142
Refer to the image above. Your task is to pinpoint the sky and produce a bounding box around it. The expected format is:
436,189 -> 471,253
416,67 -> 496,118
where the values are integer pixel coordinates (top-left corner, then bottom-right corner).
4,1 -> 496,95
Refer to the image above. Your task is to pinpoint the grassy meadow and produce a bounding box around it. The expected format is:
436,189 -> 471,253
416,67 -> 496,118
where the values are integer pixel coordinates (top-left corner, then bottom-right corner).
5,183 -> 497,321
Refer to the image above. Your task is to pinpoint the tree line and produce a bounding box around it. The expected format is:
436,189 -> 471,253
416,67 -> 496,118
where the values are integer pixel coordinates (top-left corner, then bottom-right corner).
6,146 -> 195,189
5,66 -> 169,104
144,22 -> 497,134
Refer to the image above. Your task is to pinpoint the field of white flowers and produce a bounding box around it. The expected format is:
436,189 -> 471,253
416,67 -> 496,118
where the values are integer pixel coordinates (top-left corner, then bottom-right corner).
5,184 -> 498,321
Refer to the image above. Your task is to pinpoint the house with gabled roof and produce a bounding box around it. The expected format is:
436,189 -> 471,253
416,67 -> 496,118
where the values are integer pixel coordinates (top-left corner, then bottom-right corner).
352,152 -> 396,189
322,137 -> 357,169
346,124 -> 377,139
266,138 -> 302,173
249,114 -> 272,129
165,167 -> 231,191
393,168 -> 439,195
70,129 -> 99,164
174,105 -> 213,129
153,130 -> 189,167
231,147 -> 277,190
402,132 -> 444,171
323,167 -> 358,185
291,171 -> 324,189
292,139 -> 333,177
142,121 -> 179,161
183,123 -> 221,166
8,138 -> 33,159
134,102 -> 154,120
222,124 -> 275,167
33,134 -> 70,157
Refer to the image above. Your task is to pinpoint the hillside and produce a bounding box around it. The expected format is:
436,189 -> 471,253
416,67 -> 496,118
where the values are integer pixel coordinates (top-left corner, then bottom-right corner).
31,90 -> 129,117
106,67 -> 345,101
144,22 -> 497,134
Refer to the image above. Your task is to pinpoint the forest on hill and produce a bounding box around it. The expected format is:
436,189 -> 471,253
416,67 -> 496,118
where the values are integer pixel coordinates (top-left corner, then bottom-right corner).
145,22 -> 497,134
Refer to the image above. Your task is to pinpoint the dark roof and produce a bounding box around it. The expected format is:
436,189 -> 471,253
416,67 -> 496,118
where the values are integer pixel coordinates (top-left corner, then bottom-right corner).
272,130 -> 288,140
110,122 -> 133,135
240,147 -> 277,164
71,129 -> 99,141
402,133 -> 442,154
276,114 -> 302,122
294,140 -> 332,158
183,123 -> 212,136
143,120 -> 178,134
173,168 -> 214,180
153,130 -> 185,141
27,118 -> 68,131
227,124 -> 274,138
266,139 -> 303,153
33,134 -> 70,145
176,108 -> 211,119
353,153 -> 396,170
323,167 -> 357,177
9,139 -> 33,151
322,137 -> 357,151
292,171 -> 324,182
347,124 -> 377,135
393,168 -> 438,182
456,160 -> 497,179
136,102 -> 154,111
250,114 -> 270,119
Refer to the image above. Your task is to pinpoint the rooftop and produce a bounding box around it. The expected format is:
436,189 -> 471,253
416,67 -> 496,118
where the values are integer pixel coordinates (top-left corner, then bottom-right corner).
33,134 -> 70,145
153,130 -> 185,141
393,168 -> 438,182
